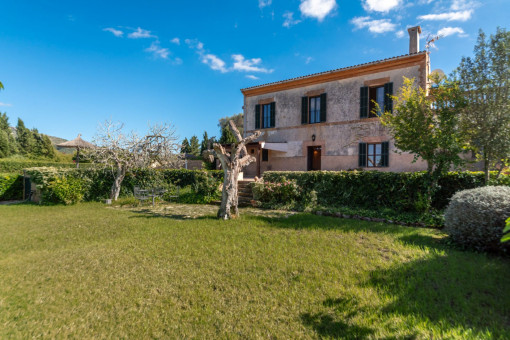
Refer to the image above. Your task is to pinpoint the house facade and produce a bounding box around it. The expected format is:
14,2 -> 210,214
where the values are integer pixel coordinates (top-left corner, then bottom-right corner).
240,26 -> 430,178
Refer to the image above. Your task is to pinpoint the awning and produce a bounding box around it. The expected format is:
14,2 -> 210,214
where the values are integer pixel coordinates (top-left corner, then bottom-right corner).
260,142 -> 288,152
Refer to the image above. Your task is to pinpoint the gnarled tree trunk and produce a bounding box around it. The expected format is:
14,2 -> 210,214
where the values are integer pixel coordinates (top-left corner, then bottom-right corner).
110,166 -> 126,200
214,121 -> 260,220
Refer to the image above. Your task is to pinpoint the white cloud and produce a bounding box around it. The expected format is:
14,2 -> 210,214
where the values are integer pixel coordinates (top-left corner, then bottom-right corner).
259,0 -> 272,9
145,42 -> 170,59
232,54 -> 273,73
103,27 -> 123,37
171,38 -> 180,45
451,0 -> 478,11
201,54 -> 228,73
418,10 -> 472,21
437,26 -> 467,37
299,0 -> 337,21
185,39 -> 204,51
0,102 -> 12,107
128,27 -> 155,39
396,29 -> 405,38
305,56 -> 313,64
363,0 -> 401,13
283,12 -> 301,28
246,75 -> 259,80
351,16 -> 397,33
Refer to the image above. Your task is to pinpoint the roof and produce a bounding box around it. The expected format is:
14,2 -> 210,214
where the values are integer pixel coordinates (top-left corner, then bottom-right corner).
57,134 -> 95,149
241,51 -> 428,96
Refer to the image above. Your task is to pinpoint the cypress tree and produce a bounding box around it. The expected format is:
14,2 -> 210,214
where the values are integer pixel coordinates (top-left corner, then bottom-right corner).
189,135 -> 200,157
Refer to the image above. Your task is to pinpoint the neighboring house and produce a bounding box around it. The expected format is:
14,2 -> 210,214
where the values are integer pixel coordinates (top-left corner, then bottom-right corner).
241,26 -> 430,178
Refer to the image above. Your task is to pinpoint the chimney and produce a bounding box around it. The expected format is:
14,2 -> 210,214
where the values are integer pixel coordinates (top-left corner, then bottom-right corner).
408,26 -> 421,54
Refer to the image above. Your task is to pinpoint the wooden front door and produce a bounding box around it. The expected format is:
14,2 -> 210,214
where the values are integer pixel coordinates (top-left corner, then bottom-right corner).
307,146 -> 321,171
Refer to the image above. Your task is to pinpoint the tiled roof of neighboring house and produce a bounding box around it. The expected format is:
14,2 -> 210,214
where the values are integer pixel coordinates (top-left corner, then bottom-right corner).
241,51 -> 427,93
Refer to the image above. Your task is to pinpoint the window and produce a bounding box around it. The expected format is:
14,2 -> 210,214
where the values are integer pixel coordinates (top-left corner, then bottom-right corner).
255,102 -> 275,129
360,83 -> 393,118
262,149 -> 269,162
309,96 -> 321,124
358,142 -> 389,167
302,93 -> 327,124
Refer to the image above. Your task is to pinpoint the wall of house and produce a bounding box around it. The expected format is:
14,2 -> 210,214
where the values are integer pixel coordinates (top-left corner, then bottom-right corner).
242,61 -> 429,174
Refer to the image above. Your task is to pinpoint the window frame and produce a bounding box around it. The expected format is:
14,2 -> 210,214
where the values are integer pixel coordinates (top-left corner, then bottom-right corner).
368,86 -> 385,118
262,103 -> 271,129
261,149 -> 269,162
308,96 -> 321,124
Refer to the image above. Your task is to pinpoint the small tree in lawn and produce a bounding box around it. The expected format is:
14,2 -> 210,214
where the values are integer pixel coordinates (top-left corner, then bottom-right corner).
381,75 -> 468,208
214,120 -> 260,220
92,120 -> 181,200
454,28 -> 510,183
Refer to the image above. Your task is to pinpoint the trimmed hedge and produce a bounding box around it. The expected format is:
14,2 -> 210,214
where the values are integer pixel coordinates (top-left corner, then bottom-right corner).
262,171 -> 510,212
24,167 -> 223,204
0,158 -> 79,174
0,173 -> 23,201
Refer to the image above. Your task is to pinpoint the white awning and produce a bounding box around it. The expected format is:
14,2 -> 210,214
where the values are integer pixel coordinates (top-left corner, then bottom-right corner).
260,142 -> 288,152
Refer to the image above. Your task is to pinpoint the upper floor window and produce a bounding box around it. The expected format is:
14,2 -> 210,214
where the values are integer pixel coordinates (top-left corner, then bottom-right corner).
255,102 -> 275,129
302,93 -> 327,124
359,141 -> 389,167
360,82 -> 393,118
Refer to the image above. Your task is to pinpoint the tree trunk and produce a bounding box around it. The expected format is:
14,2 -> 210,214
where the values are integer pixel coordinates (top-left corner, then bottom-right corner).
217,168 -> 239,220
110,166 -> 126,201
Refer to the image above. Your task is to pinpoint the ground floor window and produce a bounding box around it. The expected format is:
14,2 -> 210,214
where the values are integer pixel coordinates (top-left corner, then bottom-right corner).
262,149 -> 269,162
359,141 -> 389,167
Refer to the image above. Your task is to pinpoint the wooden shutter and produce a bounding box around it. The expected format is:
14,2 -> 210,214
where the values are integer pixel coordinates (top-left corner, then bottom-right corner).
384,82 -> 393,113
358,142 -> 367,167
381,141 -> 389,167
301,97 -> 308,124
255,104 -> 260,129
360,86 -> 369,118
320,93 -> 327,122
270,102 -> 275,128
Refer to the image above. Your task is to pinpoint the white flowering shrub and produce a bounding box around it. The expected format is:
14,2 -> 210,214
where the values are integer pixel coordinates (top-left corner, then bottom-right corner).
444,186 -> 510,252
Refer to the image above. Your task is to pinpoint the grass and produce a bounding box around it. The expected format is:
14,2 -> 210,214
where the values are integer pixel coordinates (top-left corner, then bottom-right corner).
0,203 -> 509,339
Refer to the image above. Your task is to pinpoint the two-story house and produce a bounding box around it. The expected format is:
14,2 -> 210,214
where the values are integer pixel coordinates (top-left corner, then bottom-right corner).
240,26 -> 430,178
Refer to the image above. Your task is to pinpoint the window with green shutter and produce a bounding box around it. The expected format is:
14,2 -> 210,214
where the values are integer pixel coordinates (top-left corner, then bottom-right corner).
358,142 -> 367,167
320,93 -> 327,122
360,87 -> 369,118
301,97 -> 308,124
270,102 -> 275,128
359,141 -> 390,167
255,104 -> 260,129
381,141 -> 389,167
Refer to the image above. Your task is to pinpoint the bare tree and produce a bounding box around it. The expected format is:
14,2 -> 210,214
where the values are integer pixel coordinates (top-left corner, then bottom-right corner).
91,120 -> 181,200
214,121 -> 260,220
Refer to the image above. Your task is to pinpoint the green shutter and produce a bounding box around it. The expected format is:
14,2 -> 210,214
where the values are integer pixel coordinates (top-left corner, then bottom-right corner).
358,142 -> 367,167
381,141 -> 389,167
270,102 -> 276,128
301,97 -> 308,124
255,104 -> 260,129
384,82 -> 393,113
360,86 -> 369,118
320,93 -> 327,122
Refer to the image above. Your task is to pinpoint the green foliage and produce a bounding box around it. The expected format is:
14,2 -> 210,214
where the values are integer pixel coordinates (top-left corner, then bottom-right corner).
0,157 -> 78,174
189,135 -> 200,156
0,173 -> 23,200
47,176 -> 85,205
180,137 -> 191,154
444,186 -> 510,252
218,113 -> 243,135
252,178 -> 302,209
0,113 -> 17,158
455,28 -> 510,182
262,170 -> 510,213
25,167 -> 223,204
502,218 -> 510,243
218,125 -> 237,144
200,131 -> 209,154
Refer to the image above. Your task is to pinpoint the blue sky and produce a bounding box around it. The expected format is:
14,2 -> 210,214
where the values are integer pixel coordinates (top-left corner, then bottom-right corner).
0,0 -> 508,143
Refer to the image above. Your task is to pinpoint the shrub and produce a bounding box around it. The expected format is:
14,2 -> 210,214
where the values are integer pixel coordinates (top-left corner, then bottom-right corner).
0,173 -> 23,201
47,175 -> 85,205
252,178 -> 301,209
444,186 -> 510,252
0,157 -> 81,174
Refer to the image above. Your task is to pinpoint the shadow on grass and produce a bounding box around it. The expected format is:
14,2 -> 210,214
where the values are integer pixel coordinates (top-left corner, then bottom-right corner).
364,253 -> 510,337
127,208 -> 217,221
301,297 -> 375,339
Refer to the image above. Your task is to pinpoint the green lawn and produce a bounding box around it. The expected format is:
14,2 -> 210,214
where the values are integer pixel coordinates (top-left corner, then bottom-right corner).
0,203 -> 509,339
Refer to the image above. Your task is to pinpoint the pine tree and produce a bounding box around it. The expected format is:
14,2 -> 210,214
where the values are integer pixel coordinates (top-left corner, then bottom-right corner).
200,131 -> 209,154
16,118 -> 36,155
189,135 -> 200,156
180,137 -> 191,154
219,125 -> 237,144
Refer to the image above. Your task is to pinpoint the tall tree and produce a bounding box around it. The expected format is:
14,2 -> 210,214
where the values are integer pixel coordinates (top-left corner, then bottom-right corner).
381,75 -> 468,207
180,137 -> 191,154
91,120 -> 181,200
454,28 -> 510,183
16,118 -> 35,155
200,131 -> 209,154
189,135 -> 200,157
0,113 -> 17,157
218,113 -> 243,143
219,125 -> 237,144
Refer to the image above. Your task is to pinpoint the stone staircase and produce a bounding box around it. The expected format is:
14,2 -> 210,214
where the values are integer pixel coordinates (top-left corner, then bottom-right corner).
237,180 -> 254,207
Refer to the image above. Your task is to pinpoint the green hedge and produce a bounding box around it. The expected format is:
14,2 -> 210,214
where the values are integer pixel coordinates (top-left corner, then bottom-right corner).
0,173 -> 23,201
262,171 -> 510,212
0,158 -> 79,174
24,167 -> 223,204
